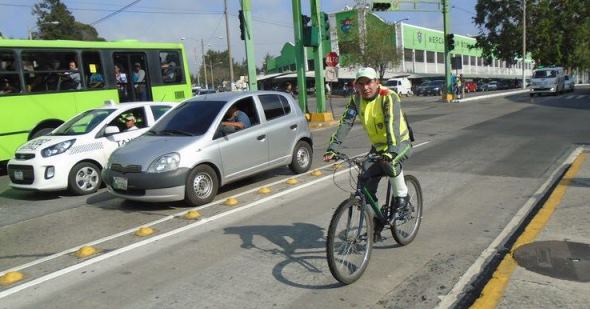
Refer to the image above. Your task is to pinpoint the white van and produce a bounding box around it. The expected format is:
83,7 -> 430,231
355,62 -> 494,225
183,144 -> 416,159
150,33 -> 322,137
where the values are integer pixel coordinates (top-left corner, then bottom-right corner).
530,67 -> 565,96
384,78 -> 412,96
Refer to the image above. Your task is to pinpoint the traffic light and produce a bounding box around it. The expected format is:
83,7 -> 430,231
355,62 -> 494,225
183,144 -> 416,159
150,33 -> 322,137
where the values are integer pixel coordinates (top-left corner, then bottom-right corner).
321,12 -> 330,41
238,10 -> 246,40
446,33 -> 455,51
301,14 -> 317,47
372,0 -> 392,11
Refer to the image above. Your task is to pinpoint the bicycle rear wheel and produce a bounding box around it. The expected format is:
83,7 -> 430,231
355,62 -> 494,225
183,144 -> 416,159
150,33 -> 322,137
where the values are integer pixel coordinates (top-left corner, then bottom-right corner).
390,175 -> 423,245
326,197 -> 373,284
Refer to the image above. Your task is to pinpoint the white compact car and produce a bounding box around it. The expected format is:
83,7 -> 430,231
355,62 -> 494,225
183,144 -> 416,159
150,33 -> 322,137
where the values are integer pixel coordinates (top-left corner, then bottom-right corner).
7,101 -> 175,195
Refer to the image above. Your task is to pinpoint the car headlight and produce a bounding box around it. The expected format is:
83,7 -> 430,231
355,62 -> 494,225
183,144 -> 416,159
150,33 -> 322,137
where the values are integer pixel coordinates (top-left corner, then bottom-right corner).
41,139 -> 75,157
147,153 -> 180,173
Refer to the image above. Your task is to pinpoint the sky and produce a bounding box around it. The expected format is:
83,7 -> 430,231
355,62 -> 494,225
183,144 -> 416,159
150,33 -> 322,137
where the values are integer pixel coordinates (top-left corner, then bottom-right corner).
0,0 -> 479,74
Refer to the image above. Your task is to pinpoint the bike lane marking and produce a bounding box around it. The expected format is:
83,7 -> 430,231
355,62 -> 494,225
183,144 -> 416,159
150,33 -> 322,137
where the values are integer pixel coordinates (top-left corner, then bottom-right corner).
435,146 -> 586,308
0,141 -> 430,299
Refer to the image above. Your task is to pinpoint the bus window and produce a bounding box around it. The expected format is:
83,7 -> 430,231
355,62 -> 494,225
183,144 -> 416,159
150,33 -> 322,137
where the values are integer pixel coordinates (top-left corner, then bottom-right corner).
21,51 -> 80,92
160,51 -> 183,84
0,50 -> 20,95
83,51 -> 105,89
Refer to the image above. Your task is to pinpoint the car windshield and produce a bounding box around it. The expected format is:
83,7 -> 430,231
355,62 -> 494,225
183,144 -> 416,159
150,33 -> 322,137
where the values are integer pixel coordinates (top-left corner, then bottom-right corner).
419,81 -> 431,86
384,80 -> 398,86
430,81 -> 444,86
52,109 -> 114,136
148,100 -> 226,136
533,70 -> 557,78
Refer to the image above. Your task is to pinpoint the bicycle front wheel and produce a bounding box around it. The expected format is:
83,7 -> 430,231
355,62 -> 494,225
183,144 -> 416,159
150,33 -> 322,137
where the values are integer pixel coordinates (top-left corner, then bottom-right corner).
391,175 -> 423,245
326,197 -> 373,284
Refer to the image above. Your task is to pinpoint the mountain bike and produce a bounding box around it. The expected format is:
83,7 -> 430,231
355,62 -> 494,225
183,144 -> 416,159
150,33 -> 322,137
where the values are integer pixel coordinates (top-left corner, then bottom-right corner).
325,152 -> 423,284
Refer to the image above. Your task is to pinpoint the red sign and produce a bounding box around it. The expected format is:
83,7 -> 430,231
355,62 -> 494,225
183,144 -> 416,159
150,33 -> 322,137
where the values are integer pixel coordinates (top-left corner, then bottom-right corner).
325,52 -> 339,67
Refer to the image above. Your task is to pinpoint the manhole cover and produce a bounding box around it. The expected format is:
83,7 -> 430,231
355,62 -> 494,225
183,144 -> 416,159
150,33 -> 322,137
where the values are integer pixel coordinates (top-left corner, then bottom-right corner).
513,240 -> 590,282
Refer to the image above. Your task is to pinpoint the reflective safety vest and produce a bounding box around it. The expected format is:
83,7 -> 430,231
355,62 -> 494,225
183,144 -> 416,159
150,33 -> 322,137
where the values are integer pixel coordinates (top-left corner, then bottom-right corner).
328,87 -> 411,154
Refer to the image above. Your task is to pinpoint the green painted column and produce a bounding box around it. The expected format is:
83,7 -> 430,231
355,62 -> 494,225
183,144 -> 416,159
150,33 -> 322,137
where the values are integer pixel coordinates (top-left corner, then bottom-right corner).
241,0 -> 257,90
291,0 -> 307,112
442,0 -> 452,101
310,0 -> 325,113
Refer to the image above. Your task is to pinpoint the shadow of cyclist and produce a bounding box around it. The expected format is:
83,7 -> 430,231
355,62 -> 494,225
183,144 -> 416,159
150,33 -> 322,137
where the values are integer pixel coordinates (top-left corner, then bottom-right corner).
224,223 -> 342,289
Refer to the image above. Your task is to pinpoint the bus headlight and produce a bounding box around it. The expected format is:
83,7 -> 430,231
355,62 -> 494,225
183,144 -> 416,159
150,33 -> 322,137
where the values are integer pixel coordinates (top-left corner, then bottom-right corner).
147,153 -> 180,173
41,139 -> 75,157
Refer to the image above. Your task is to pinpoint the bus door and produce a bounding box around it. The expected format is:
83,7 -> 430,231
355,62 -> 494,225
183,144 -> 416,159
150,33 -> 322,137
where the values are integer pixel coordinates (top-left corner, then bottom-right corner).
113,53 -> 152,102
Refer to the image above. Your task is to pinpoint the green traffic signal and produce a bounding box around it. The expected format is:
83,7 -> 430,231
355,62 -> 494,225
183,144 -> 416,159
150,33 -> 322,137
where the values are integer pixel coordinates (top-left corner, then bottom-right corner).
446,33 -> 455,51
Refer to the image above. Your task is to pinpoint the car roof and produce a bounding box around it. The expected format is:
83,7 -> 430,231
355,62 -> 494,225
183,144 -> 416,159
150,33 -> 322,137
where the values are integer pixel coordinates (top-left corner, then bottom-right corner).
188,90 -> 290,102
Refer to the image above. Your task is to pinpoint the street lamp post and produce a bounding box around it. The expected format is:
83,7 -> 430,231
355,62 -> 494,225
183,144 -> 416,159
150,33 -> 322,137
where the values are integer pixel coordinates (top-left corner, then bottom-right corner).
28,21 -> 60,40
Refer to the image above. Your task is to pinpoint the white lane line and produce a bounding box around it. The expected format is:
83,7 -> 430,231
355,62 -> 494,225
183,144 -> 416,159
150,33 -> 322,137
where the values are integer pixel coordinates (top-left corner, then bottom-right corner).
0,141 -> 431,297
565,95 -> 575,99
434,146 -> 584,309
576,95 -> 586,100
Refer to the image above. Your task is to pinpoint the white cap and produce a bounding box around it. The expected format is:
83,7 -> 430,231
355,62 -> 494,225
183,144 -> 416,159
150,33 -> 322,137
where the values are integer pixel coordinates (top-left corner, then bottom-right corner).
355,67 -> 378,82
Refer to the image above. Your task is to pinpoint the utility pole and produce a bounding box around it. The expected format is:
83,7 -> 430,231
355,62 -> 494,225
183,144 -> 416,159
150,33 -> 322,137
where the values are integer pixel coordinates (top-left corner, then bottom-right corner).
201,39 -> 208,89
224,0 -> 235,90
291,0 -> 307,111
240,0 -> 257,90
522,0 -> 526,89
193,47 -> 200,87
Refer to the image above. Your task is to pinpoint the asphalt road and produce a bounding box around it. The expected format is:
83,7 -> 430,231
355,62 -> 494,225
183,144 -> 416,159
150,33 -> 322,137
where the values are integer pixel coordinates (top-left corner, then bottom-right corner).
1,87 -> 589,308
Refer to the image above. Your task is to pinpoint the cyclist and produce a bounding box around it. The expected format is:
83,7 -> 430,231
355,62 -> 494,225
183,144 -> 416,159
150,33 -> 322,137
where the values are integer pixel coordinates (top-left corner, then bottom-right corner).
323,67 -> 412,241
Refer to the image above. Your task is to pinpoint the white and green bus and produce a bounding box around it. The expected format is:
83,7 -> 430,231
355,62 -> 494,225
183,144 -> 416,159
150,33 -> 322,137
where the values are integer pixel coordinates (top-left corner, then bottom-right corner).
0,39 -> 191,166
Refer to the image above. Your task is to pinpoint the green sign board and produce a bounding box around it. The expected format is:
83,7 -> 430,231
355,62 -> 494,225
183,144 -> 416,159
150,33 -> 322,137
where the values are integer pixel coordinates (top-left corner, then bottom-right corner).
402,24 -> 480,56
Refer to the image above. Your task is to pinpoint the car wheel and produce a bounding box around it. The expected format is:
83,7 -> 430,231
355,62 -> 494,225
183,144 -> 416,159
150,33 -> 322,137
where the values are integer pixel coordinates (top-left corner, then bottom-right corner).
184,165 -> 218,206
289,140 -> 312,174
68,162 -> 101,195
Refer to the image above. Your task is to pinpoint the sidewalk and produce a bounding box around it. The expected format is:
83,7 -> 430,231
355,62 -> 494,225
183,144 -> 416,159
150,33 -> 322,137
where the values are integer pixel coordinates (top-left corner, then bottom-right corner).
477,148 -> 590,308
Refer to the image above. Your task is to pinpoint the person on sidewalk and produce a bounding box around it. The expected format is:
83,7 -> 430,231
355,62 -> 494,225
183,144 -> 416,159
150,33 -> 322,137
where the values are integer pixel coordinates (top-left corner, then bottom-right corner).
323,67 -> 413,241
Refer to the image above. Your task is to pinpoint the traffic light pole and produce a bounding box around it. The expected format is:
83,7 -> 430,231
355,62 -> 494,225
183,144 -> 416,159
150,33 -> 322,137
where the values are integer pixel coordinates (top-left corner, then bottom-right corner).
442,0 -> 452,102
291,0 -> 307,112
241,0 -> 257,90
310,0 -> 326,113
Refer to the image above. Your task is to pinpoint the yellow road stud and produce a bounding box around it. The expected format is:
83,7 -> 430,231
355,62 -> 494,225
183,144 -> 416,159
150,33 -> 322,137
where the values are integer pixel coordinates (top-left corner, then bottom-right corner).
0,271 -> 24,286
75,246 -> 97,258
224,197 -> 239,206
310,169 -> 322,176
258,187 -> 272,194
286,178 -> 298,185
184,210 -> 201,220
135,226 -> 154,237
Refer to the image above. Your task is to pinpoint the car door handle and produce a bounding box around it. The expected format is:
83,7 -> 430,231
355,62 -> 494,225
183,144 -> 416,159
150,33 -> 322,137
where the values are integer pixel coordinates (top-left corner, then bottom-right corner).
257,134 -> 266,141
290,124 -> 298,130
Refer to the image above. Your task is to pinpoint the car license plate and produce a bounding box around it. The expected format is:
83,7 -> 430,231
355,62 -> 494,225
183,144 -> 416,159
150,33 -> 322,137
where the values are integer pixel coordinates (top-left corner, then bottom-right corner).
14,170 -> 23,181
113,176 -> 128,190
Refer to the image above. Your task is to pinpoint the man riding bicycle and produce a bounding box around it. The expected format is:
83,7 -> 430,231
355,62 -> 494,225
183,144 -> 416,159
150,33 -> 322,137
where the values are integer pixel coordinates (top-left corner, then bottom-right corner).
323,67 -> 412,241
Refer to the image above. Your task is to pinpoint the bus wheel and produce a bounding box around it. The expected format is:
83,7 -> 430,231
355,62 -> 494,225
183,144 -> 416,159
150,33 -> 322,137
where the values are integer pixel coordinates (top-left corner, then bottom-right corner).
31,127 -> 55,139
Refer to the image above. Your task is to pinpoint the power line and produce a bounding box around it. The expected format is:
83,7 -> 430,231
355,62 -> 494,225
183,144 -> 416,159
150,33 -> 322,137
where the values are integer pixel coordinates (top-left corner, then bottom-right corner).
90,0 -> 143,25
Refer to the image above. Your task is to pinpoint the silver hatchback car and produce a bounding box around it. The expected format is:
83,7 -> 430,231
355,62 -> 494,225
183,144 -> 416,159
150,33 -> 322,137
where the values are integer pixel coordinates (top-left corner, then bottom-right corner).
102,91 -> 313,206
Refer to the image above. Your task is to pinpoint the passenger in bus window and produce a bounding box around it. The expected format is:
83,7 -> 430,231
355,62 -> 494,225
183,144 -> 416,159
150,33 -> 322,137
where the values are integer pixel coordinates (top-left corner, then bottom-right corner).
132,62 -> 147,100
89,65 -> 105,89
60,61 -> 81,90
114,64 -> 129,101
0,78 -> 16,94
162,61 -> 177,83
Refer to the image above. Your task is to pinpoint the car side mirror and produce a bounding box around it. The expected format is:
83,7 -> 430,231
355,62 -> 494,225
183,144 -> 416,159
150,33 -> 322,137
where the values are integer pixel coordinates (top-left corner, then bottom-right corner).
104,126 -> 120,135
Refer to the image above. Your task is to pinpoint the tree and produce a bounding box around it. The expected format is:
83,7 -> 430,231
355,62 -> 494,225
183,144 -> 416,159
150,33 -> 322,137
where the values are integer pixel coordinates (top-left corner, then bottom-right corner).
32,0 -> 104,41
338,20 -> 401,80
474,0 -> 590,71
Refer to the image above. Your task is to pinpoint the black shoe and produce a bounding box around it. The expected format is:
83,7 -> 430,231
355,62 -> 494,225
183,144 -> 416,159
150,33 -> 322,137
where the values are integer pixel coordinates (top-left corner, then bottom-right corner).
390,196 -> 409,223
